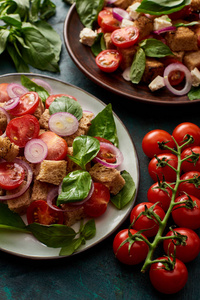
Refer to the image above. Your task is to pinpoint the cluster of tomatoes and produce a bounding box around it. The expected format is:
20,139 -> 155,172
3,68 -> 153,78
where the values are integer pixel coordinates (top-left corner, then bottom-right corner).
113,122 -> 200,294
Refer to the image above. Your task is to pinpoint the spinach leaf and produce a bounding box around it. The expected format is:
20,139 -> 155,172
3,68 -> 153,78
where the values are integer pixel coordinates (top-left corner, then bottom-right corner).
130,48 -> 146,84
76,0 -> 104,28
49,96 -> 83,120
188,86 -> 200,101
21,75 -> 50,102
68,135 -> 100,170
140,38 -> 173,58
57,170 -> 92,205
0,203 -> 28,232
91,32 -> 106,57
88,103 -> 119,147
136,0 -> 190,15
111,171 -> 136,209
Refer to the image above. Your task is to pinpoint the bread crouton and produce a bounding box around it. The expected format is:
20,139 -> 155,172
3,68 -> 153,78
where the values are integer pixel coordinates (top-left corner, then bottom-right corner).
31,179 -> 54,201
114,0 -> 134,9
118,45 -> 137,70
39,109 -> 50,129
191,0 -> 200,11
0,109 -> 8,133
104,33 -> 116,49
34,99 -> 45,120
183,50 -> 200,70
0,137 -> 19,161
132,15 -> 154,40
6,182 -> 31,214
165,27 -> 198,52
89,163 -> 125,195
61,204 -> 86,226
36,160 -> 67,185
142,58 -> 164,84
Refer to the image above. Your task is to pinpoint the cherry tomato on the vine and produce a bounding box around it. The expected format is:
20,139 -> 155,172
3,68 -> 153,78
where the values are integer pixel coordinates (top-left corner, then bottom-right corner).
172,194 -> 200,230
113,229 -> 149,265
181,146 -> 200,172
163,227 -> 200,263
172,122 -> 200,150
96,49 -> 122,73
178,171 -> 200,199
130,202 -> 165,237
148,153 -> 178,182
149,257 -> 188,294
142,129 -> 175,158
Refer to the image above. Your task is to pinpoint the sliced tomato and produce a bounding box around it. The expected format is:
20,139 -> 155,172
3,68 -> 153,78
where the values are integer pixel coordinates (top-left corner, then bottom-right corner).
98,10 -> 120,33
6,114 -> 40,147
0,83 -> 10,103
0,161 -> 25,190
38,131 -> 68,160
111,26 -> 139,48
26,200 -> 64,225
45,94 -> 77,109
83,182 -> 110,218
9,92 -> 40,116
96,50 -> 122,73
97,144 -> 116,163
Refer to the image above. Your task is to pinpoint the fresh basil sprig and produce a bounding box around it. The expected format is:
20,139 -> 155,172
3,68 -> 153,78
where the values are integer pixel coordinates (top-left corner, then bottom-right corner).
76,0 -> 104,28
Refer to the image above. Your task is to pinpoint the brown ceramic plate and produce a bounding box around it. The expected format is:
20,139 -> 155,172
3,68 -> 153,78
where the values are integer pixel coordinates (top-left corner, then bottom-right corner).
64,3 -> 199,105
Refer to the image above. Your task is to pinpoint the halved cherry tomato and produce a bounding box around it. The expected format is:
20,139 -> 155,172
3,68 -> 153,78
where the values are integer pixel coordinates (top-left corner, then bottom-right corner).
26,200 -> 64,225
6,114 -> 40,147
83,182 -> 110,218
9,92 -> 40,116
111,26 -> 139,48
0,83 -> 10,103
96,50 -> 122,73
98,10 -> 120,33
94,136 -> 116,162
38,131 -> 68,160
45,94 -> 77,109
163,58 -> 185,86
0,161 -> 25,190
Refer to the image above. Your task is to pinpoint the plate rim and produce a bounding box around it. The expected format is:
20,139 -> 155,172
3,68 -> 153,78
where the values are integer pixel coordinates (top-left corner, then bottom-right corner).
63,3 -> 200,106
0,72 -> 140,260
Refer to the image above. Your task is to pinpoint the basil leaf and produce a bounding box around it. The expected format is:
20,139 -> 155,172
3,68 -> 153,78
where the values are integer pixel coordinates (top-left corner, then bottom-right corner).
80,219 -> 96,240
0,28 -> 10,54
0,203 -> 27,231
76,0 -> 104,28
130,48 -> 146,84
39,0 -> 56,20
111,171 -> 136,209
188,86 -> 200,101
68,135 -> 100,170
28,223 -> 77,248
140,38 -> 173,57
0,14 -> 22,27
7,43 -> 30,72
136,0 -> 190,15
91,32 -> 106,57
57,170 -> 92,204
49,96 -> 83,120
88,103 -> 119,147
21,75 -> 50,102
175,21 -> 199,28
59,238 -> 84,256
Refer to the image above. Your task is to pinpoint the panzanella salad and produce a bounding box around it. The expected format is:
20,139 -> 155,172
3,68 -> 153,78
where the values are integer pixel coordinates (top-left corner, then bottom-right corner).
0,76 -> 135,256
77,0 -> 200,100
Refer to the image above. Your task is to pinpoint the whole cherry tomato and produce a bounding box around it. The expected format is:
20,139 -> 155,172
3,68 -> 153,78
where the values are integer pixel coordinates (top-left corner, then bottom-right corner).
181,146 -> 200,172
172,122 -> 200,150
178,171 -> 200,199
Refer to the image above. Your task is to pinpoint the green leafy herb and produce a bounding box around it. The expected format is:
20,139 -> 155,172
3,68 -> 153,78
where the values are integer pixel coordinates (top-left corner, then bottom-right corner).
111,171 -> 136,209
140,38 -> 174,58
130,48 -> 146,84
91,32 -> 106,57
76,0 -> 104,28
0,203 -> 28,232
49,96 -> 83,120
188,86 -> 200,101
21,75 -> 50,102
175,21 -> 199,28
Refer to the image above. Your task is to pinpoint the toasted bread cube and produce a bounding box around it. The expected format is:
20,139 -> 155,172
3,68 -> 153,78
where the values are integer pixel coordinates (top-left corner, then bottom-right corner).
114,0 -> 134,9
142,58 -> 164,84
0,109 -> 8,133
61,204 -> 86,226
34,99 -> 45,120
0,137 -> 19,161
31,179 -> 54,201
39,109 -> 50,130
191,0 -> 200,11
165,27 -> 198,52
183,50 -> 200,70
89,163 -> 125,195
7,182 -> 31,214
36,160 -> 67,185
132,15 -> 154,40
118,45 -> 137,70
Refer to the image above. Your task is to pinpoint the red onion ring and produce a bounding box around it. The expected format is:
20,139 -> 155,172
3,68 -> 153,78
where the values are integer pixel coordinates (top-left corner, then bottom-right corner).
122,67 -> 131,81
46,186 -> 64,212
24,139 -> 48,163
105,0 -> 117,4
94,142 -> 124,168
164,63 -> 192,96
0,107 -> 10,138
31,79 -> 53,94
0,158 -> 33,201
3,97 -> 20,111
7,83 -> 28,98
154,26 -> 176,35
112,7 -> 132,22
49,112 -> 79,136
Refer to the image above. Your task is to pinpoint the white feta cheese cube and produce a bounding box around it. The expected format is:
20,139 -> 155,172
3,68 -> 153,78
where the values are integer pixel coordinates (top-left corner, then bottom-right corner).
153,15 -> 172,31
120,19 -> 135,28
148,76 -> 165,92
191,68 -> 200,87
79,28 -> 97,47
127,2 -> 141,20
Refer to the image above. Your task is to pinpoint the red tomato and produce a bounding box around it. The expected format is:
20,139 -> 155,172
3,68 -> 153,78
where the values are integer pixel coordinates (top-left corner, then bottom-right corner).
0,83 -> 10,102
93,136 -> 113,144
38,131 -> 68,160
45,94 -> 77,109
27,200 -> 64,225
149,257 -> 188,294
163,58 -> 185,86
172,122 -> 200,150
97,144 -> 116,163
148,153 -> 178,182
130,202 -> 165,237
113,229 -> 149,265
83,182 -> 110,218
6,114 -> 40,147
9,92 -> 40,116
163,228 -> 200,263
96,50 -> 122,73
172,194 -> 200,230
98,10 -> 120,33
178,171 -> 200,199
181,146 -> 200,172
0,161 -> 25,190
142,129 -> 175,158
147,181 -> 174,211
111,26 -> 139,48
168,5 -> 191,20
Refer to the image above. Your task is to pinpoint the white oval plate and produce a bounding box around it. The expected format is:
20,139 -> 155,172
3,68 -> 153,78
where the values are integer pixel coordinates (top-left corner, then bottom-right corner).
0,73 -> 139,259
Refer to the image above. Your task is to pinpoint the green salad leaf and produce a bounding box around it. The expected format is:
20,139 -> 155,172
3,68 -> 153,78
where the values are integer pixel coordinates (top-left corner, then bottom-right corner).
76,0 -> 104,28
140,38 -> 174,58
136,0 -> 191,15
21,75 -> 50,102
